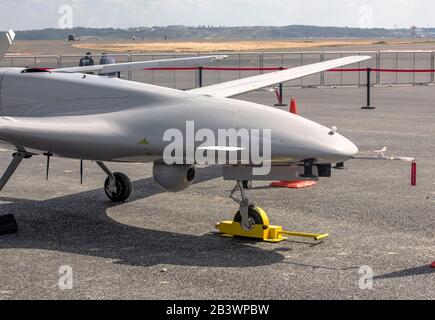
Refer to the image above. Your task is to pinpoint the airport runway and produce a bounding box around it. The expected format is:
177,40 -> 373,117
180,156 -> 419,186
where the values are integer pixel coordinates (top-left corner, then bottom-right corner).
0,85 -> 433,299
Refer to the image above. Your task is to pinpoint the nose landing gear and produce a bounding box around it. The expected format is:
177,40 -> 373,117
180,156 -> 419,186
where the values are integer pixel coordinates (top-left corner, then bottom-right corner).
228,181 -> 262,232
216,180 -> 329,242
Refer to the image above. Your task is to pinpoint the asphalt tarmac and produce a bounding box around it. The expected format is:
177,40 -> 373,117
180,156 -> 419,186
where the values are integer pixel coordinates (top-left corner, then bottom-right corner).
0,85 -> 433,300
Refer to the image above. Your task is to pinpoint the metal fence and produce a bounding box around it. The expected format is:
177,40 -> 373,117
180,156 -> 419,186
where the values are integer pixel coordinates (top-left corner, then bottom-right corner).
2,51 -> 435,89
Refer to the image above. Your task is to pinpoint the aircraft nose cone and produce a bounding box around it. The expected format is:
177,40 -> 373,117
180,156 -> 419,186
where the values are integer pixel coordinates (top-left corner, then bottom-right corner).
337,136 -> 358,156
331,134 -> 359,161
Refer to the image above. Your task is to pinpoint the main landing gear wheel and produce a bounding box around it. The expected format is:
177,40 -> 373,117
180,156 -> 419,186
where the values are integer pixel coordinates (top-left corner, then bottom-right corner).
104,172 -> 132,202
233,206 -> 269,231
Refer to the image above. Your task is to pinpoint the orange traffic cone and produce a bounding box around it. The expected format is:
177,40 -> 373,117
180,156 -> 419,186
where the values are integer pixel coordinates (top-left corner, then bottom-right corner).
290,97 -> 298,115
270,98 -> 317,189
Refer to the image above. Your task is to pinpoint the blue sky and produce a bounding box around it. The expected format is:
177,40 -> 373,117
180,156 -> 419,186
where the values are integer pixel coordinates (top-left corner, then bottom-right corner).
0,0 -> 432,30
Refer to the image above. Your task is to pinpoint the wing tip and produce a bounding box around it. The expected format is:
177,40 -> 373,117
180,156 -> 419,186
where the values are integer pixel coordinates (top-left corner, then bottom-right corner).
214,55 -> 227,60
358,55 -> 372,61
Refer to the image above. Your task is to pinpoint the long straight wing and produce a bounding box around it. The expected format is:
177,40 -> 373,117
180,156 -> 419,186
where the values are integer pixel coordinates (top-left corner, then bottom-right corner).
52,55 -> 227,74
189,56 -> 371,98
0,29 -> 15,60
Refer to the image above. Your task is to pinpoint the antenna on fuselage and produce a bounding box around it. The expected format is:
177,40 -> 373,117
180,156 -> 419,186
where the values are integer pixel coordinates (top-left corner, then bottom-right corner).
43,152 -> 53,180
80,160 -> 83,185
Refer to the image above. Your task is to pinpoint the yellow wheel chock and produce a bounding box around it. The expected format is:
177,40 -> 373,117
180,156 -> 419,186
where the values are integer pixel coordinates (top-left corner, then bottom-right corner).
216,207 -> 329,243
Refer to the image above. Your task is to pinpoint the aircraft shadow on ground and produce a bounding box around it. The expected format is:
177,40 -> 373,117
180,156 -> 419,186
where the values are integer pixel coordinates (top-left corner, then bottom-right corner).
0,166 -> 285,268
374,265 -> 435,280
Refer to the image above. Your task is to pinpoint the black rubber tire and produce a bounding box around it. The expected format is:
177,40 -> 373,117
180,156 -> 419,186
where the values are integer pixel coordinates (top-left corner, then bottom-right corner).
104,172 -> 132,202
233,205 -> 265,225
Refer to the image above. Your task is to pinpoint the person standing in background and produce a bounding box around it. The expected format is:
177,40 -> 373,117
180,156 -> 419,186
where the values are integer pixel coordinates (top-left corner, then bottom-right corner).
79,52 -> 95,74
79,52 -> 94,67
100,53 -> 120,78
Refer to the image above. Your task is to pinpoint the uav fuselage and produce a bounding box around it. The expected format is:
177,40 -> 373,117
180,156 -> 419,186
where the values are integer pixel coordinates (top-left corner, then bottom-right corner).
0,68 -> 357,164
